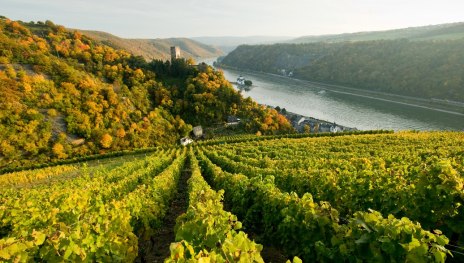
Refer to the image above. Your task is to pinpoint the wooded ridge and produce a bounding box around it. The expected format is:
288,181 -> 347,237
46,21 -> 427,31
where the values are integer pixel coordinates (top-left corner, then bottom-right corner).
220,38 -> 464,102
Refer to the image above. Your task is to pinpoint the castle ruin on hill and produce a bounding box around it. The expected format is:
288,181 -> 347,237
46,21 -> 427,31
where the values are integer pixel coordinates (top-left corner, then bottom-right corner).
170,46 -> 180,62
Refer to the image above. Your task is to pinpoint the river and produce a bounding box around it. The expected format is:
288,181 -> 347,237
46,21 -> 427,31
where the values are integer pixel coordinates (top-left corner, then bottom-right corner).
200,59 -> 463,131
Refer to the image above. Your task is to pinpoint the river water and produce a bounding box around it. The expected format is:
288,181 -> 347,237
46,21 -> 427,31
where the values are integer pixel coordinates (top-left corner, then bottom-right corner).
216,66 -> 464,131
199,58 -> 463,130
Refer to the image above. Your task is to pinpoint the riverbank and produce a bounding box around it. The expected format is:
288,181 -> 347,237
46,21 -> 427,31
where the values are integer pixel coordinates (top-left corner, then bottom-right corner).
218,65 -> 464,117
207,61 -> 463,130
266,105 -> 357,133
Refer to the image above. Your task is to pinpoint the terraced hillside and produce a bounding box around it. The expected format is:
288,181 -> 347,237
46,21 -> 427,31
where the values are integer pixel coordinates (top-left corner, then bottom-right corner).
1,131 -> 463,262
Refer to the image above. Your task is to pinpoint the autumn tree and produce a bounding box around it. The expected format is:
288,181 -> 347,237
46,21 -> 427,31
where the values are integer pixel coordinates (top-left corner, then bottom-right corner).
52,143 -> 67,159
100,133 -> 113,148
304,124 -> 310,133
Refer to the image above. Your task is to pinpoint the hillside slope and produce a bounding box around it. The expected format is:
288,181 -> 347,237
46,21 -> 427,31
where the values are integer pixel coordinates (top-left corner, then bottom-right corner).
291,22 -> 464,43
78,30 -> 223,60
220,38 -> 464,101
0,17 -> 292,169
1,131 -> 461,262
199,131 -> 463,261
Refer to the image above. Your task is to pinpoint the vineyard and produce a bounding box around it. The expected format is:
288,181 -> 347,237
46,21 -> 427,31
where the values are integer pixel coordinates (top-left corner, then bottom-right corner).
1,131 -> 463,262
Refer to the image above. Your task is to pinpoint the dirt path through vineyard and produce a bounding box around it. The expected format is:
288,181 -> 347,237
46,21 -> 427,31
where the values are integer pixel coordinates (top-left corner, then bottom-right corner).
136,160 -> 191,262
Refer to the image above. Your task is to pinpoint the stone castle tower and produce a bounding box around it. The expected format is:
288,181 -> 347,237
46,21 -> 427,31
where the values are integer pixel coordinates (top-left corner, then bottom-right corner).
170,46 -> 181,62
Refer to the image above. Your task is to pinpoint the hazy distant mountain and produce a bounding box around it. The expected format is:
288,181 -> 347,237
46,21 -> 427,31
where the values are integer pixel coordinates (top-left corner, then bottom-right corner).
290,22 -> 464,43
192,22 -> 464,54
192,36 -> 293,53
79,30 -> 223,61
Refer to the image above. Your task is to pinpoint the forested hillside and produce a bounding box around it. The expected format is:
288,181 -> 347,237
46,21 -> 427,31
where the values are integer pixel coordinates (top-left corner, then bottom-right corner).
291,22 -> 464,43
80,30 -> 223,60
0,17 -> 292,169
220,39 -> 464,101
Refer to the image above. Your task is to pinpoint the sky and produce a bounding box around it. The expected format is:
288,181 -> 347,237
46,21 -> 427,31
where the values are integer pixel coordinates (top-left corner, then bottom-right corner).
1,0 -> 463,38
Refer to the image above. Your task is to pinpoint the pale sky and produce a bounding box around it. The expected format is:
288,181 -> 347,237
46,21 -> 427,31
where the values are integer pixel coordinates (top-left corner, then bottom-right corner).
1,0 -> 463,38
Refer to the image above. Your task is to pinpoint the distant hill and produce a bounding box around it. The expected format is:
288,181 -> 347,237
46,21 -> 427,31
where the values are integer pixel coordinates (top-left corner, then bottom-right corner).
290,22 -> 464,43
192,22 -> 464,54
78,30 -> 223,61
192,36 -> 293,54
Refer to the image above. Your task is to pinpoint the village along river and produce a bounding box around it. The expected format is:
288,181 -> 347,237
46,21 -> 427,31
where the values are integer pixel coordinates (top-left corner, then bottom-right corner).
201,59 -> 463,131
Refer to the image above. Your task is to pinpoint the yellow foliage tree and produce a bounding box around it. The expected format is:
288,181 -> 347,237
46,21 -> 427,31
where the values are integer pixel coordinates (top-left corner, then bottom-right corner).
1,141 -> 16,158
304,124 -> 311,133
52,143 -> 67,159
116,128 -> 126,138
100,133 -> 113,148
